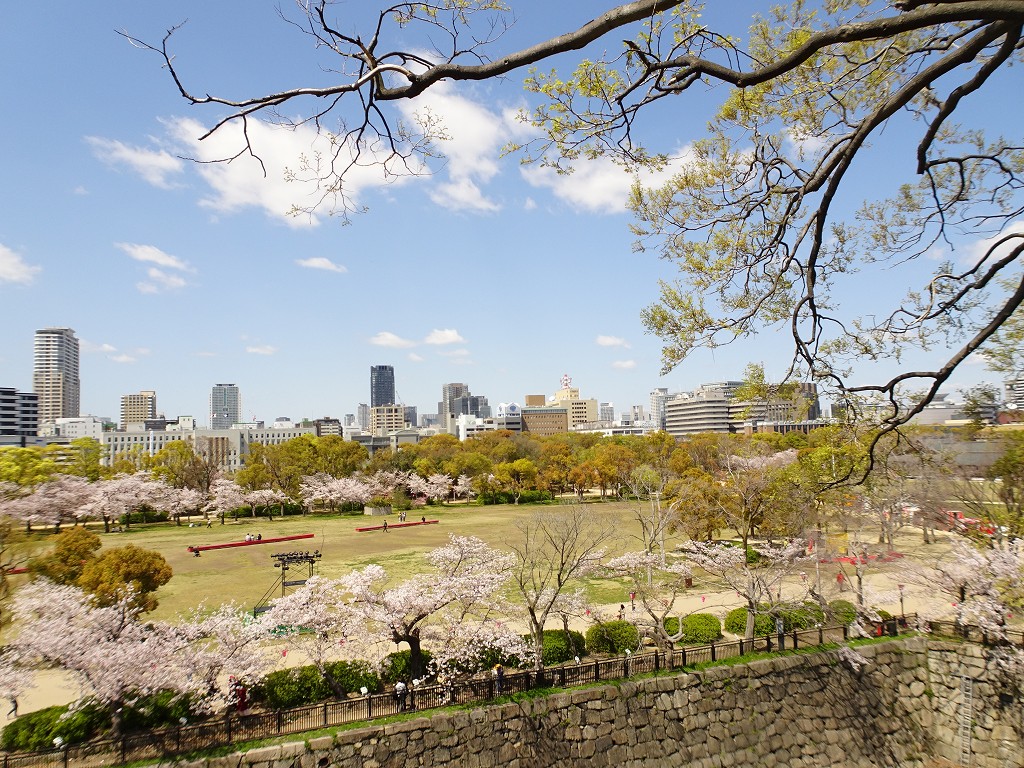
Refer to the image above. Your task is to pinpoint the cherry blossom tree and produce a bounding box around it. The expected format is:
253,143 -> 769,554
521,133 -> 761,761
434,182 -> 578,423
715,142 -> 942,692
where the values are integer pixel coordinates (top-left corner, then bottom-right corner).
246,488 -> 289,519
339,535 -> 517,679
682,539 -> 809,639
605,551 -> 693,653
453,474 -> 475,502
172,603 -> 273,711
15,474 -> 97,533
91,473 -> 170,531
12,581 -> 178,736
205,477 -> 248,525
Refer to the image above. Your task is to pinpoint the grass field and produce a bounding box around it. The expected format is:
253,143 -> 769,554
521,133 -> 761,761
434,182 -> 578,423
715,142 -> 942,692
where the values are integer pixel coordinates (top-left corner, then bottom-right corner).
13,499 -> 655,622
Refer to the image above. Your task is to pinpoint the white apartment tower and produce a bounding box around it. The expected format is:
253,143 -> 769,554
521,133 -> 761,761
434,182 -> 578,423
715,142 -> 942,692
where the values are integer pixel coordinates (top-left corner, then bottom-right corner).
33,327 -> 80,428
121,390 -> 157,429
210,383 -> 241,429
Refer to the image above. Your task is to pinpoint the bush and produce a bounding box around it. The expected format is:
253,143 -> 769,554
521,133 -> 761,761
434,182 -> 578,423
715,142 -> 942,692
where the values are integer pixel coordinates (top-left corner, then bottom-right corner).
251,661 -> 381,709
380,650 -> 434,684
777,602 -> 826,631
120,691 -> 197,732
724,606 -> 774,637
585,620 -> 639,654
1,703 -> 108,751
679,613 -> 723,645
829,599 -> 857,625
123,510 -> 169,524
523,629 -> 586,665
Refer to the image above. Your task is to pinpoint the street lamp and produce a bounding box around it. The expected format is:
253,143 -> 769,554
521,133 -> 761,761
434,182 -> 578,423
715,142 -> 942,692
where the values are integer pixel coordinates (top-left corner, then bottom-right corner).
898,584 -> 905,618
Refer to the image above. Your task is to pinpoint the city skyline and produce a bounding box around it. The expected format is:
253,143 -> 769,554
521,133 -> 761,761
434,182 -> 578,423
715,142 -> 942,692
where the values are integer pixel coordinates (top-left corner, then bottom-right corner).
0,3 -> 1011,427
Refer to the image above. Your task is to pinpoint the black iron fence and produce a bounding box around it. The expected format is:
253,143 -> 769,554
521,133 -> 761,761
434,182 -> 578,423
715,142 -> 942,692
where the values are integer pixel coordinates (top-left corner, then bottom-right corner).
0,616 -> 933,768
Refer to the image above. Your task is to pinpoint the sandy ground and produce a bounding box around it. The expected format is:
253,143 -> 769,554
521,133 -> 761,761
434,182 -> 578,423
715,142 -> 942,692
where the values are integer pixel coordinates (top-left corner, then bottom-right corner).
11,527 -> 956,718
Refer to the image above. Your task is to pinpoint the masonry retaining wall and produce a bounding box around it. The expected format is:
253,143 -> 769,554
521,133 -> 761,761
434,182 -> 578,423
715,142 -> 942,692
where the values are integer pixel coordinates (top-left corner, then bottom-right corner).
166,637 -> 1024,768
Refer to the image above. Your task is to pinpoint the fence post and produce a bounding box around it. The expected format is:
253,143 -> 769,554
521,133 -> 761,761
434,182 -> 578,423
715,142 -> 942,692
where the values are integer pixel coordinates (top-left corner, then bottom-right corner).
792,631 -> 799,650
366,694 -> 372,720
277,709 -> 283,735
842,625 -> 848,641
62,746 -> 69,768
818,626 -> 824,645
739,639 -> 744,656
681,647 -> 686,666
654,649 -> 660,673
710,642 -> 716,662
225,713 -> 231,743
121,736 -> 127,765
594,660 -> 600,682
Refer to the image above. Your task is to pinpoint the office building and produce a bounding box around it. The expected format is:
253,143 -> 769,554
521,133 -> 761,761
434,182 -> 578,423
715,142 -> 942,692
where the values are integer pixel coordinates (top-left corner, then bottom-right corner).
370,405 -> 406,435
599,402 -> 615,422
0,387 -> 39,447
121,390 -> 157,429
210,384 -> 241,429
370,365 -> 396,407
550,374 -> 598,429
33,327 -> 80,428
357,403 -> 370,431
650,388 -> 669,430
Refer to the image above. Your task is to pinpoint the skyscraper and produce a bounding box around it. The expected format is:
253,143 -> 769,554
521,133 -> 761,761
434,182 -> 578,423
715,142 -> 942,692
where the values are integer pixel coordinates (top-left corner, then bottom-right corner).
33,327 -> 80,428
210,383 -> 242,429
121,390 -> 157,429
370,365 -> 396,407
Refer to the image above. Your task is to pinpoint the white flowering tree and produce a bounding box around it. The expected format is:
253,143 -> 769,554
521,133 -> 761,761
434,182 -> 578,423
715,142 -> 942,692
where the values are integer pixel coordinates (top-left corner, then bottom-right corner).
15,474 -> 97,533
340,535 -> 517,679
246,488 -> 289,519
172,603 -> 273,712
205,477 -> 248,525
299,473 -> 372,512
257,576 -> 359,699
12,581 -> 178,736
91,473 -> 170,531
453,474 -> 475,503
605,551 -> 693,653
682,540 -> 810,639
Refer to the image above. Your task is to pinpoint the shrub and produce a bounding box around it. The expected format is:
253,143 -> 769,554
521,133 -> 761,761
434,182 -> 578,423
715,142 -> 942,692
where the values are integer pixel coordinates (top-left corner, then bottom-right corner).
526,629 -> 586,665
380,650 -> 433,684
585,620 -> 639,654
679,613 -> 723,645
251,661 -> 381,709
777,602 -> 826,631
120,691 -> 197,732
829,599 -> 857,625
1,703 -> 108,751
724,606 -> 774,637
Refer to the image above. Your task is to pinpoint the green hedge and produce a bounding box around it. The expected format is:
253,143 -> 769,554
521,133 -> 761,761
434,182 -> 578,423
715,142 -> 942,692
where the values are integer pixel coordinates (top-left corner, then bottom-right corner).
828,599 -> 857,624
525,629 -> 586,665
669,613 -> 723,645
585,620 -> 639,654
250,661 -> 380,709
1,704 -> 107,751
724,606 -> 774,637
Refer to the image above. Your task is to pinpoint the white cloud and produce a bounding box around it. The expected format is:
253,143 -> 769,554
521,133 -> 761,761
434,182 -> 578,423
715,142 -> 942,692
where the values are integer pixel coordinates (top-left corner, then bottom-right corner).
370,331 -> 416,348
81,340 -> 117,354
397,85 -> 510,212
612,360 -> 637,370
195,351 -> 217,358
110,354 -> 136,364
86,136 -> 184,189
524,197 -> 537,211
596,335 -> 630,348
521,151 -> 687,214
963,221 -> 1024,265
116,242 -> 192,272
136,267 -> 187,294
0,243 -> 41,285
440,348 -> 471,358
296,257 -> 347,274
408,353 -> 424,362
162,117 -> 421,227
424,328 -> 465,345
246,345 -> 277,355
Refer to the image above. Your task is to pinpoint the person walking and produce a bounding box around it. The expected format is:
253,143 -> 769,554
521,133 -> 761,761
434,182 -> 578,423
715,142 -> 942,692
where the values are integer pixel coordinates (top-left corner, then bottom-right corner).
7,697 -> 17,719
382,520 -> 389,533
394,680 -> 408,711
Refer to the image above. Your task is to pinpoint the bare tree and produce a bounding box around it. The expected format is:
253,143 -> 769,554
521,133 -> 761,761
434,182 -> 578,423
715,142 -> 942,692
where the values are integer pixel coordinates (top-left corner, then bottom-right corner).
507,505 -> 614,670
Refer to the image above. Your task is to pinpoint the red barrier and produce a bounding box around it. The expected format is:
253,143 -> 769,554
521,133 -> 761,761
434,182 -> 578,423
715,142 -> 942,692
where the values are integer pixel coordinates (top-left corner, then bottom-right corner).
355,520 -> 439,532
187,533 -> 315,553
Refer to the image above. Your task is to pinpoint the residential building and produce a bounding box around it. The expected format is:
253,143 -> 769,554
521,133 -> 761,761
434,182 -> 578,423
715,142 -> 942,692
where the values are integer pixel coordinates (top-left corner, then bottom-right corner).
210,384 -> 241,429
649,388 -> 669,429
120,390 -> 157,430
0,387 -> 39,447
370,405 -> 406,435
357,403 -> 370,431
599,402 -> 615,422
632,404 -> 646,422
343,414 -> 356,427
370,365 -> 396,407
33,327 -> 80,428
1006,378 -> 1024,410
313,417 -> 343,437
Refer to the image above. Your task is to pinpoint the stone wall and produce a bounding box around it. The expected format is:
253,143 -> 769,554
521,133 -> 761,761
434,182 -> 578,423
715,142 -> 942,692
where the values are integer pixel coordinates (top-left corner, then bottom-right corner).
170,638 -> 1023,768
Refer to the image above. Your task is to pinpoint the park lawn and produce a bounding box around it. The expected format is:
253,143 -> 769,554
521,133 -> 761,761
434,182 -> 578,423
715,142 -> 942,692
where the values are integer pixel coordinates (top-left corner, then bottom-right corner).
35,499 -> 663,623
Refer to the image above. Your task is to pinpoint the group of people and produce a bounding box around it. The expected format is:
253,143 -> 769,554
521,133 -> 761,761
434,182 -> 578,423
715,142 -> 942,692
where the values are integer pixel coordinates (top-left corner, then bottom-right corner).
381,515 -> 428,532
244,532 -> 263,542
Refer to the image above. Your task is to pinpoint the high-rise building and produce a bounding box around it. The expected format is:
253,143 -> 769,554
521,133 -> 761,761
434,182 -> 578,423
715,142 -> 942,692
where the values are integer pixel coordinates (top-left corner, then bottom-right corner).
121,390 -> 157,429
439,383 -> 469,418
649,388 -> 669,430
370,365 -> 396,407
357,403 -> 370,431
1006,378 -> 1024,410
599,402 -> 615,422
0,387 -> 39,446
210,383 -> 241,429
33,327 -> 80,428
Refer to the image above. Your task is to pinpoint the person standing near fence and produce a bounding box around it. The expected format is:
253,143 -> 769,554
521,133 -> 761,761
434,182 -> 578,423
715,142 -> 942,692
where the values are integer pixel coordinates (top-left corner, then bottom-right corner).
494,664 -> 505,694
394,680 -> 408,711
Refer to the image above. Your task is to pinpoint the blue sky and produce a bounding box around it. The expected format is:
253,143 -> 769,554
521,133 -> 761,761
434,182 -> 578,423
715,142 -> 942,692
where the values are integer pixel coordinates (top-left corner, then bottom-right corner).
0,2 -> 1014,425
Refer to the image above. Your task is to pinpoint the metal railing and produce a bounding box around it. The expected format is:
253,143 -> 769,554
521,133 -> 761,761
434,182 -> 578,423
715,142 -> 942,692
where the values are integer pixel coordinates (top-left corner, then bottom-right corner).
1,616 -> 922,768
